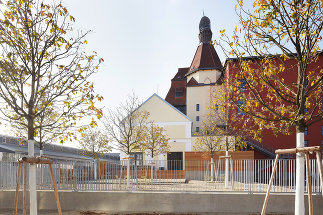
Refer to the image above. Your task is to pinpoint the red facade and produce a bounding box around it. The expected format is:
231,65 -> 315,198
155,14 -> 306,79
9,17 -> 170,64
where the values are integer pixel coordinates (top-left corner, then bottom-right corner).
225,54 -> 323,158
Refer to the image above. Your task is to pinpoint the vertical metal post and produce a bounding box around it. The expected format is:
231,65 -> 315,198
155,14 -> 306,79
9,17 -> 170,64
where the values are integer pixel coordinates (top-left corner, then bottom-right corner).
14,162 -> 22,215
304,153 -> 313,215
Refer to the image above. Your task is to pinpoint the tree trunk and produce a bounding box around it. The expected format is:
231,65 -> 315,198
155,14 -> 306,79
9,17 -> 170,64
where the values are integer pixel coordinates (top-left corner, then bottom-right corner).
150,161 -> 154,185
27,117 -> 37,215
210,157 -> 214,181
126,158 -> 130,189
224,150 -> 229,188
28,139 -> 37,215
295,130 -> 305,215
94,160 -> 97,180
224,136 -> 229,188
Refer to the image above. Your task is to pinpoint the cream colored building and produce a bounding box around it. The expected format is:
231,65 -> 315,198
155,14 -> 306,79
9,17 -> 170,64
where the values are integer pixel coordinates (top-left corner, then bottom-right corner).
120,94 -> 192,169
186,69 -> 223,134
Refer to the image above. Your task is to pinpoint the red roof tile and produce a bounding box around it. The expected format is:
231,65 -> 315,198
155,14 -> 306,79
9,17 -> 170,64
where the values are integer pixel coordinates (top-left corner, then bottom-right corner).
187,43 -> 223,76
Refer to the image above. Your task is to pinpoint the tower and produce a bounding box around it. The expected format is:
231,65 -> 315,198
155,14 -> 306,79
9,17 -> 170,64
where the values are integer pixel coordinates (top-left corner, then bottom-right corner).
165,16 -> 224,134
185,16 -> 223,134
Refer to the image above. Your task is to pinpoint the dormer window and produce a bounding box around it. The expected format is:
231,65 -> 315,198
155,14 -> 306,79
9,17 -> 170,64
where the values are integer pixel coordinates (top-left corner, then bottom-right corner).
175,87 -> 184,98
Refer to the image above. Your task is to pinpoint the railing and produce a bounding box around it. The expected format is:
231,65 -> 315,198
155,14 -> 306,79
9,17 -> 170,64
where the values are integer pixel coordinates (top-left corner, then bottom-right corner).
0,159 -> 322,193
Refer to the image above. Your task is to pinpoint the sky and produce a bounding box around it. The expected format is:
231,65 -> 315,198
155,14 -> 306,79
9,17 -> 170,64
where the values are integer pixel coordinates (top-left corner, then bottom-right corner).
1,0 -> 241,148
63,0 -> 239,110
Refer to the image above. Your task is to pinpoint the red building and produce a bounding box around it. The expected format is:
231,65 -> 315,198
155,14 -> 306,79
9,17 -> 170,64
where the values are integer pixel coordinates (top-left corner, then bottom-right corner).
166,16 -> 322,159
225,54 -> 323,159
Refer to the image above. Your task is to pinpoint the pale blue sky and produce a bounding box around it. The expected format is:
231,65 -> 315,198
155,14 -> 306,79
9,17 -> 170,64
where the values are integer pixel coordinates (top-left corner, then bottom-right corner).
64,0 -> 239,110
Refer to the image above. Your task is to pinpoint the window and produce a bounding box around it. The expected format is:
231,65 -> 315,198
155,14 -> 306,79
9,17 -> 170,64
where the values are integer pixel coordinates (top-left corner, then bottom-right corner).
175,87 -> 184,98
196,127 -> 200,132
237,100 -> 245,115
238,79 -> 247,91
196,116 -> 199,121
305,127 -> 308,136
304,140 -> 308,147
196,104 -> 200,111
130,152 -> 143,166
215,104 -> 218,111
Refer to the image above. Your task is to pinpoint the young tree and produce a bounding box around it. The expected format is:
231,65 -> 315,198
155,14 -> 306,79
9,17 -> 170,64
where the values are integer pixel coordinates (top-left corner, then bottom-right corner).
193,120 -> 224,181
209,85 -> 251,187
141,121 -> 170,181
142,121 -> 170,160
218,0 -> 323,213
0,1 -> 103,213
79,127 -> 110,180
79,127 -> 111,159
104,93 -> 148,188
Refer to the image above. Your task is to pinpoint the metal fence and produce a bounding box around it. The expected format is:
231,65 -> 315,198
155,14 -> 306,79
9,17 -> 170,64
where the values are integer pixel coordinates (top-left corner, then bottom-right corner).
0,159 -> 322,193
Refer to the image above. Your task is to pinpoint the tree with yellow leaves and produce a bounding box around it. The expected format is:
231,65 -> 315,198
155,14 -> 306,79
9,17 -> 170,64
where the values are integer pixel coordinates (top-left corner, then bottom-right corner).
218,0 -> 322,213
104,93 -> 149,188
79,127 -> 111,159
0,1 -> 103,213
208,84 -> 254,187
142,121 -> 170,160
194,119 -> 224,181
141,121 -> 170,181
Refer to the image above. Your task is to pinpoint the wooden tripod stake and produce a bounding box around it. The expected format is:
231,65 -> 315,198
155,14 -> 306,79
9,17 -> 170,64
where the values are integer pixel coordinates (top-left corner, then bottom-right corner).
261,146 -> 323,215
14,157 -> 62,215
214,155 -> 234,189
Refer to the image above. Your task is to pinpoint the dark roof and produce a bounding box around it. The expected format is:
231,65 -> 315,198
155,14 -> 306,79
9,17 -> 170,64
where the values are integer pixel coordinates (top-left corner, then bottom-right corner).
171,67 -> 189,81
0,135 -> 120,162
199,16 -> 211,31
186,43 -> 223,76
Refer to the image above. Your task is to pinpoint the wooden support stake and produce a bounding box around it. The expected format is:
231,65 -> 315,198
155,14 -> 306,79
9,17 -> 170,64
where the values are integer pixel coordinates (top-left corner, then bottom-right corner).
23,163 -> 27,215
49,163 -> 62,215
275,146 -> 321,155
315,151 -> 323,195
305,152 -> 313,215
261,154 -> 280,215
14,162 -> 22,215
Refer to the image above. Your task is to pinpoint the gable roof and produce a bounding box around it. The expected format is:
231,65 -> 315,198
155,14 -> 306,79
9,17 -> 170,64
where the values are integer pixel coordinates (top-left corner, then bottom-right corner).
186,43 -> 223,76
186,77 -> 199,86
137,93 -> 192,122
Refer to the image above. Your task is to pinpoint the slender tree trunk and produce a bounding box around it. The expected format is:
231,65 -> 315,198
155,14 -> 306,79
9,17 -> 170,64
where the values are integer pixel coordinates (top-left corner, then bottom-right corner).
126,158 -> 130,189
150,159 -> 154,185
224,150 -> 229,189
27,118 -> 38,215
295,126 -> 305,215
94,160 -> 97,180
210,156 -> 214,181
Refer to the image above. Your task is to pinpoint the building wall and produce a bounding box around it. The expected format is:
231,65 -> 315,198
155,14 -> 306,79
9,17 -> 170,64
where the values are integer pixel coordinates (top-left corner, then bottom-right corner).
140,95 -> 190,123
186,69 -> 223,134
225,55 -> 323,153
187,69 -> 221,84
126,94 -> 192,163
